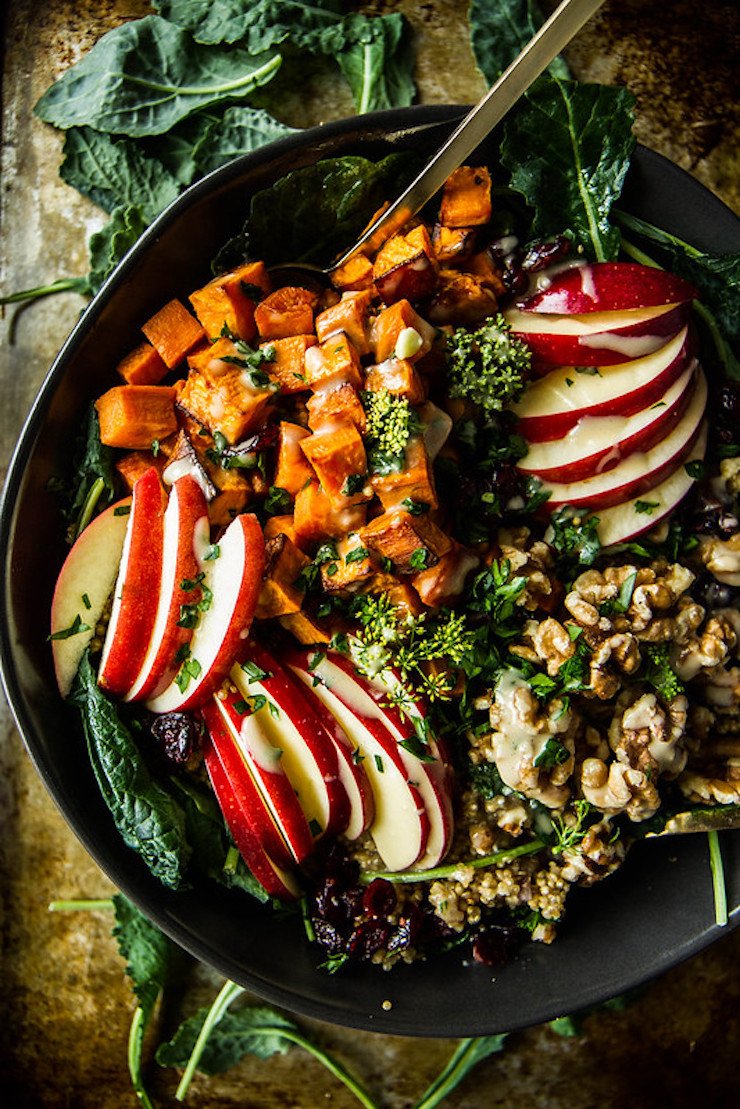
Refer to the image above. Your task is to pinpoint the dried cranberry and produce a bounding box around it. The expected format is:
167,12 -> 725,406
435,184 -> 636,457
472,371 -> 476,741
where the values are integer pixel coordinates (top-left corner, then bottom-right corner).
362,878 -> 397,918
149,712 -> 200,765
347,919 -> 390,961
312,917 -> 346,955
386,919 -> 412,954
521,236 -> 571,273
313,876 -> 352,930
322,844 -> 360,885
471,924 -> 519,966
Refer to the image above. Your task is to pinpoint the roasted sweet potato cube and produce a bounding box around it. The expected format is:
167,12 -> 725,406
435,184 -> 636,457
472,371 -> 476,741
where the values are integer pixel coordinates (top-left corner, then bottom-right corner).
180,338 -> 275,443
116,341 -> 168,386
142,299 -> 206,368
306,384 -> 366,435
208,468 -> 256,527
306,332 -> 363,392
264,515 -> 299,543
320,534 -> 373,593
372,229 -> 437,305
432,224 -> 477,265
370,437 -> 438,511
162,430 -> 218,499
256,534 -> 311,619
294,481 -> 367,546
116,448 -> 168,491
365,358 -> 426,405
467,251 -> 507,296
428,269 -> 499,326
279,610 -> 332,646
189,261 -> 272,342
315,290 -> 373,355
330,253 -> 374,291
274,421 -> 314,496
254,286 -> 318,340
384,580 -> 425,618
372,300 -> 436,363
261,334 -> 315,393
96,385 -> 179,450
300,423 -> 369,506
359,509 -> 451,574
411,541 -> 479,608
439,166 -> 492,228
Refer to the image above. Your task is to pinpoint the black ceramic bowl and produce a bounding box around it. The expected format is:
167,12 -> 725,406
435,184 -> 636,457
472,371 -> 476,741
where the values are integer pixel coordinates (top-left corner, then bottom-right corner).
2,106 -> 739,1037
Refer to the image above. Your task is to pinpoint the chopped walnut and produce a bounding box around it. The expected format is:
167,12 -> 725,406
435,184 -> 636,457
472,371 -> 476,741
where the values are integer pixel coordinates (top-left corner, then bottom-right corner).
565,562 -> 701,644
697,532 -> 740,587
672,611 -> 739,681
558,819 -> 626,885
495,526 -> 560,612
509,617 -> 575,676
609,689 -> 689,780
719,456 -> 740,501
678,734 -> 740,805
579,758 -> 657,821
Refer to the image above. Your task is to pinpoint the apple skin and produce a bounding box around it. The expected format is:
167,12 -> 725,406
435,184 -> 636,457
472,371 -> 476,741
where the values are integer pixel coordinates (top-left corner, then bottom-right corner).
517,363 -> 696,485
213,686 -> 315,866
308,652 -> 455,870
124,475 -> 210,703
232,642 -> 351,839
594,421 -> 708,547
287,651 -> 430,872
541,368 -> 707,512
514,326 -> 693,443
519,262 -> 697,314
50,497 -> 132,698
201,707 -> 300,900
145,513 -> 265,714
506,301 -> 690,368
98,468 -> 167,698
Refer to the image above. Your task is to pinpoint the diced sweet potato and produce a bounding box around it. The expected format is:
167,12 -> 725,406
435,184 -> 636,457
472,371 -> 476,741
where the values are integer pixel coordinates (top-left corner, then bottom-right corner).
428,269 -> 499,326
293,481 -> 367,546
255,534 -> 311,619
274,422 -> 315,496
432,224 -> 476,266
180,338 -> 275,443
161,430 -> 217,499
189,260 -> 272,342
208,467 -> 256,527
261,334 -> 315,393
320,534 -> 373,593
254,286 -> 318,340
306,384 -> 366,435
306,332 -> 363,392
359,509 -> 451,574
279,610 -> 332,645
439,166 -> 492,228
372,228 -> 437,305
300,423 -> 369,507
116,448 -> 168,491
384,580 -> 425,618
330,253 -> 374,291
142,299 -> 206,368
467,251 -> 508,297
411,541 -> 479,608
96,385 -> 179,450
372,300 -> 436,363
370,437 -> 438,511
264,515 -> 299,543
116,341 -> 168,386
315,290 -> 373,355
365,358 -> 426,405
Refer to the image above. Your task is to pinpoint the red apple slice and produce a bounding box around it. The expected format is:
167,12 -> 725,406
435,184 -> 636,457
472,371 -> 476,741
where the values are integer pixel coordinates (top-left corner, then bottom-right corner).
541,368 -> 707,512
281,670 -> 375,841
287,652 -> 430,871
594,422 -> 708,547
124,475 -> 209,703
307,652 -> 454,870
145,513 -> 265,713
201,709 -> 300,900
98,469 -> 166,698
232,642 -> 351,839
214,687 -> 315,866
513,327 -> 693,442
520,262 -> 697,314
506,301 -> 689,367
50,497 -> 131,698
517,363 -> 697,484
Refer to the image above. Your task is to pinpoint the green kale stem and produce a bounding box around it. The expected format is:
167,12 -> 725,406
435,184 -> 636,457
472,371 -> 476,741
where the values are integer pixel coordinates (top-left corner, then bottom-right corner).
74,477 -> 106,539
360,838 -> 546,885
707,831 -> 728,927
414,1037 -> 503,1109
48,898 -> 114,912
261,1028 -> 378,1109
128,1006 -> 156,1109
176,980 -> 244,1101
0,276 -> 88,304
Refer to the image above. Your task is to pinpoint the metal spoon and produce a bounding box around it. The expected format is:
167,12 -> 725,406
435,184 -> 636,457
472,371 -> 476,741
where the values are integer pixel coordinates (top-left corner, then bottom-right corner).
270,0 -> 605,287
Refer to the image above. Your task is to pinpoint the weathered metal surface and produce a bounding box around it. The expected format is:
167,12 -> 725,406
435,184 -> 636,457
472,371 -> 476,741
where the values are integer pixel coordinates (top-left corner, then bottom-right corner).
1,1 -> 738,1105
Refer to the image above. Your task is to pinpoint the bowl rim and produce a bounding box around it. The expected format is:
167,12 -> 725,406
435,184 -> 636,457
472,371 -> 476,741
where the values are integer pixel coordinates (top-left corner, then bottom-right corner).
2,103 -> 739,1038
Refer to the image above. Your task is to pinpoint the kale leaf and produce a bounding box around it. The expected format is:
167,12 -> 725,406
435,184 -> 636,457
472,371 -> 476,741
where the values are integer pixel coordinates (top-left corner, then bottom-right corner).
156,1003 -> 296,1072
70,654 -> 191,889
34,15 -> 282,137
113,893 -> 175,1019
547,506 -> 602,570
501,77 -> 635,261
63,404 -> 118,537
87,204 -> 149,294
414,1035 -> 509,1108
336,13 -> 415,113
469,0 -> 569,84
190,106 -> 296,179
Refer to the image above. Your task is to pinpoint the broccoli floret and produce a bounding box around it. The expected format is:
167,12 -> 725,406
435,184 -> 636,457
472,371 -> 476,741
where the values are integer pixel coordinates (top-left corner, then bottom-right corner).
362,388 -> 420,469
445,314 -> 531,415
643,644 -> 685,702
